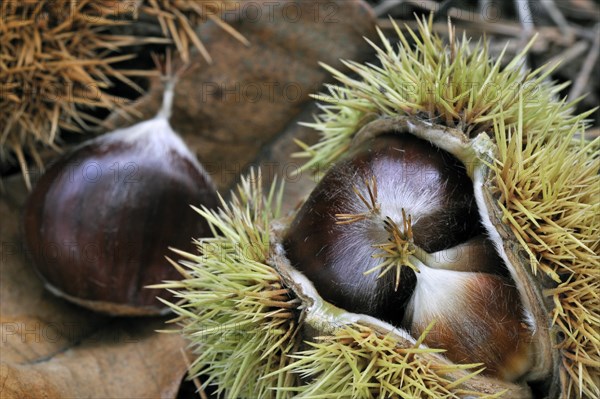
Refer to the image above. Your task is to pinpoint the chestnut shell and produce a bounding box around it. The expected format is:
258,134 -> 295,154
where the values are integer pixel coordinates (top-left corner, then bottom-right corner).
23,134 -> 219,315
284,134 -> 481,325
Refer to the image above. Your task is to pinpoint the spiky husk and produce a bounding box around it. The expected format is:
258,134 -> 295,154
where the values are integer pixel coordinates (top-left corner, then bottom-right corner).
157,171 -> 301,398
141,0 -> 248,63
0,0 -> 142,188
271,323 -> 496,399
491,104 -> 600,398
162,170 -> 528,398
296,16 -> 600,398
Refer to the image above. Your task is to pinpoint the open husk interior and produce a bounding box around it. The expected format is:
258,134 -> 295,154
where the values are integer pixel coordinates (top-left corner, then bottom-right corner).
159,171 -> 531,398
160,17 -> 599,398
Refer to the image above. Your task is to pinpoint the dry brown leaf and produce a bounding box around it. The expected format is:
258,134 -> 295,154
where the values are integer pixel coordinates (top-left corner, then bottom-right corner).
0,176 -> 187,399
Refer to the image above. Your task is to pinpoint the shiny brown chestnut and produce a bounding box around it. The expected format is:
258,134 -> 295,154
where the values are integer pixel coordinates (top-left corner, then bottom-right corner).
23,110 -> 219,315
283,134 -> 482,325
403,261 -> 533,381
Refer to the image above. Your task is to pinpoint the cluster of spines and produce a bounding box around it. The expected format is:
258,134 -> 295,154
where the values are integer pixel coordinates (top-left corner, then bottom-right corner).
296,17 -> 582,174
296,15 -> 599,397
367,211 -> 419,292
156,171 -> 300,398
334,176 -> 419,291
491,97 -> 599,398
270,323 -> 494,398
0,0 -> 143,188
142,0 -> 249,64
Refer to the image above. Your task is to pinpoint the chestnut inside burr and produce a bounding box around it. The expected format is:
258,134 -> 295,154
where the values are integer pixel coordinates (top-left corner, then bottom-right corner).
284,133 -> 483,324
284,132 -> 533,380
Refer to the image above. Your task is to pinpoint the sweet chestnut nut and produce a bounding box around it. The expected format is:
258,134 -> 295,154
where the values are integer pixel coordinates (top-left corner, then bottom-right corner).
404,262 -> 532,381
284,133 -> 481,325
284,131 -> 535,379
23,110 -> 218,315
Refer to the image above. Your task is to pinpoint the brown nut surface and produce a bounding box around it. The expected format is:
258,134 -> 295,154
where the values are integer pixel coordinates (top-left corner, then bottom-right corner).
23,121 -> 219,315
284,134 -> 482,325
